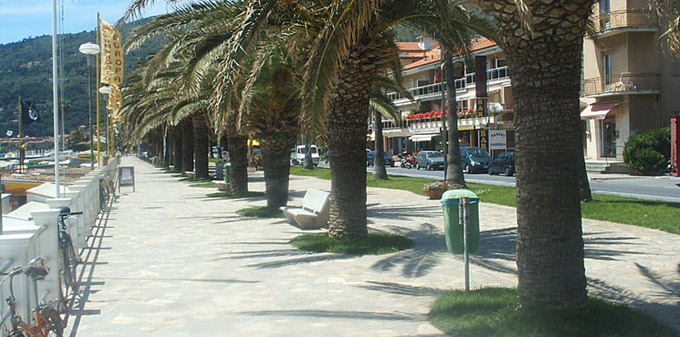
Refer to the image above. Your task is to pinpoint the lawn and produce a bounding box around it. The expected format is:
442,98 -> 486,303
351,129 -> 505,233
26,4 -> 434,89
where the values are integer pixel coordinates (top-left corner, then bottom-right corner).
289,166 -> 680,235
429,288 -> 675,337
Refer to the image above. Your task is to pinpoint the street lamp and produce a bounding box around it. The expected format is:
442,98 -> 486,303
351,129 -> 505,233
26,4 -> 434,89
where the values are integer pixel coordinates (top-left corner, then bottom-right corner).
99,85 -> 111,166
79,42 -> 100,170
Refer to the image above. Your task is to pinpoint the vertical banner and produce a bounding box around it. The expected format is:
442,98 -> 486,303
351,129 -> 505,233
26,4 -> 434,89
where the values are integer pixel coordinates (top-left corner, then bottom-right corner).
478,129 -> 489,152
475,55 -> 488,98
475,55 -> 488,117
100,20 -> 124,85
109,84 -> 123,120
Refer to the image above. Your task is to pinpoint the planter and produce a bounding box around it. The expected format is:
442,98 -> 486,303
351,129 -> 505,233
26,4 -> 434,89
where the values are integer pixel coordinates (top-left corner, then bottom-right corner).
424,189 -> 445,200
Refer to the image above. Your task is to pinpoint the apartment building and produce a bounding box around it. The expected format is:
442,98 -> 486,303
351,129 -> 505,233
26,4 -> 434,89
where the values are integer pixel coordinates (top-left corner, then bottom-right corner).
582,0 -> 680,170
380,1 -> 679,171
381,36 -> 515,158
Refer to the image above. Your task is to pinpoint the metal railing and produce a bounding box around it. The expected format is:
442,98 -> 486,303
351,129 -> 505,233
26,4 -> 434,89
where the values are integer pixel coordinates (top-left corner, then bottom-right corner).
387,66 -> 509,101
583,72 -> 660,96
591,10 -> 658,32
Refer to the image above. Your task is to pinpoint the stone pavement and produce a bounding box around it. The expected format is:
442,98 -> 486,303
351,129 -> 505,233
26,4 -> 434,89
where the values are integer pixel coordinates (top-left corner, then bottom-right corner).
65,156 -> 680,336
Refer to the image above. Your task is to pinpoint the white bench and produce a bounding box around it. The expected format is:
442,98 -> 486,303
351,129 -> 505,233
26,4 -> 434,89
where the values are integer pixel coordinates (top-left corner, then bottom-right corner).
186,171 -> 196,179
213,180 -> 228,191
280,189 -> 330,229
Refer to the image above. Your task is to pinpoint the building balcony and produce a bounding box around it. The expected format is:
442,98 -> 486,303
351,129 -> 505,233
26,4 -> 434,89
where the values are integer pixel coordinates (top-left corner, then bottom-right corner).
590,10 -> 658,37
381,103 -> 512,137
387,66 -> 509,105
583,73 -> 661,97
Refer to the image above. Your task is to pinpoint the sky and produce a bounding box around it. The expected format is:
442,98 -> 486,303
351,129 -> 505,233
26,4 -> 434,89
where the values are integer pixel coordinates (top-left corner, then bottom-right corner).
0,0 -> 173,45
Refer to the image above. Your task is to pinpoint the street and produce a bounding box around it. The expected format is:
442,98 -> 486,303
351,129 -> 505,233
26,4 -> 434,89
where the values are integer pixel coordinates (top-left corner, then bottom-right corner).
318,163 -> 680,203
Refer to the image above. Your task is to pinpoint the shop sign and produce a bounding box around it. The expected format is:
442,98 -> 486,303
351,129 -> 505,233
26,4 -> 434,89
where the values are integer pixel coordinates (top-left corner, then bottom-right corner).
489,130 -> 507,150
458,125 -> 475,131
478,129 -> 489,151
476,98 -> 488,118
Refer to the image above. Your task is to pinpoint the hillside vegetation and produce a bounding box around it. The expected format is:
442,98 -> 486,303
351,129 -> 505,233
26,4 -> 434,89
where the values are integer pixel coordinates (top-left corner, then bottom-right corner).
0,18 -> 163,138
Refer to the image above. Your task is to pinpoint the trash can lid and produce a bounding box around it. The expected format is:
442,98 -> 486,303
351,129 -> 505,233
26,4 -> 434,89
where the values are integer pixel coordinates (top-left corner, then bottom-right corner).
225,162 -> 232,167
441,189 -> 479,200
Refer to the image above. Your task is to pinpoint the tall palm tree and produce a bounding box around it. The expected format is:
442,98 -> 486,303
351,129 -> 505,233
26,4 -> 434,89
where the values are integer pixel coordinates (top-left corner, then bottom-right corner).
239,44 -> 302,207
479,0 -> 593,309
301,1 -> 496,238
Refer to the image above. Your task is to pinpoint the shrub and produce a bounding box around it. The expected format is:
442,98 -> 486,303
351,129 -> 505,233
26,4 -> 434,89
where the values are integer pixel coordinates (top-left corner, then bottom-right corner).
623,127 -> 670,174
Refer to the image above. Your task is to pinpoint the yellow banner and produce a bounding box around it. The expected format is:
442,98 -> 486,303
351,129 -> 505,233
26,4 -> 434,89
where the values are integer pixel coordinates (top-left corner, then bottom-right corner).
108,84 -> 122,120
100,20 -> 124,85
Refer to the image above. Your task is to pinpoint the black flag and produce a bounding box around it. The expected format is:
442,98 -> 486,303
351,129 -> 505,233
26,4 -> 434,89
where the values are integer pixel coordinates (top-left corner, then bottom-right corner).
21,100 -> 40,124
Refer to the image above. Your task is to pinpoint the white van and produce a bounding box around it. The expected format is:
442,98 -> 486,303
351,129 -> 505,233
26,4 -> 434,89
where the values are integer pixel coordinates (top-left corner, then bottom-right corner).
290,145 -> 319,166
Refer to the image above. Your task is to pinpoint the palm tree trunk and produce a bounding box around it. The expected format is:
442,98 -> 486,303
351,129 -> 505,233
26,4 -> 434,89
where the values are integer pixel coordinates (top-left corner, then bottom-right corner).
261,143 -> 291,208
193,113 -> 210,179
443,51 -> 465,188
227,134 -> 249,193
173,125 -> 183,171
373,110 -> 388,180
578,128 -> 593,201
181,117 -> 194,174
481,0 -> 592,310
326,31 -> 395,239
164,129 -> 171,167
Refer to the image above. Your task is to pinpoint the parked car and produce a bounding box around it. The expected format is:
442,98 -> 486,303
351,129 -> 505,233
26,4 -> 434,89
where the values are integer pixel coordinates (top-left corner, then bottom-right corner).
415,151 -> 445,170
488,152 -> 516,176
290,145 -> 319,166
366,150 -> 395,167
460,147 -> 491,173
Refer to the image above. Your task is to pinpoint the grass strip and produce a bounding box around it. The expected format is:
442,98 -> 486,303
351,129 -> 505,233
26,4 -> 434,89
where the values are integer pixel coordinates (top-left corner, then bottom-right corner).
206,191 -> 265,199
289,166 -> 680,235
429,288 -> 675,337
236,206 -> 285,218
179,176 -> 213,182
290,232 -> 413,255
189,182 -> 218,188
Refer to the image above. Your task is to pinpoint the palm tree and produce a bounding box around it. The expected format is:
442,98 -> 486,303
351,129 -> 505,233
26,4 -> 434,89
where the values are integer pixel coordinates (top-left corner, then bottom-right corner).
239,44 -> 302,207
301,1 -> 496,238
369,74 -> 413,180
479,0 -> 594,309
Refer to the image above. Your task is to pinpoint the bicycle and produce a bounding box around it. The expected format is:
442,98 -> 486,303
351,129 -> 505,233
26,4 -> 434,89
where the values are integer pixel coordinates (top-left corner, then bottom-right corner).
56,207 -> 82,307
0,257 -> 63,337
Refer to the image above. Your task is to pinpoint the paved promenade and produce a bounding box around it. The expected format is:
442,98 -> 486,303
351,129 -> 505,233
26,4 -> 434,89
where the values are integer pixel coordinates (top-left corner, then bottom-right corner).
66,156 -> 680,336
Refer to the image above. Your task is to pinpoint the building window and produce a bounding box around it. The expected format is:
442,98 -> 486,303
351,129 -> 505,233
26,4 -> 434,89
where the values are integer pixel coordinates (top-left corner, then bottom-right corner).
603,53 -> 612,86
600,0 -> 611,28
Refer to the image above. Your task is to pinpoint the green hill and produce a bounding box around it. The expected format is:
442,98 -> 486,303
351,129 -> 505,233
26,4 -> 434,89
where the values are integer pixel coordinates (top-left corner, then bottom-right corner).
0,18 -> 162,139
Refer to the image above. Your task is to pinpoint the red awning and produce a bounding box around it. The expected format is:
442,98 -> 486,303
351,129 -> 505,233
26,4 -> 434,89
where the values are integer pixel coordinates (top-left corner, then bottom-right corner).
580,101 -> 619,120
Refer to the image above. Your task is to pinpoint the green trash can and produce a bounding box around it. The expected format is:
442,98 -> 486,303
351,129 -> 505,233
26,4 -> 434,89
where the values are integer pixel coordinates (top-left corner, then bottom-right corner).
224,162 -> 232,189
441,189 -> 480,254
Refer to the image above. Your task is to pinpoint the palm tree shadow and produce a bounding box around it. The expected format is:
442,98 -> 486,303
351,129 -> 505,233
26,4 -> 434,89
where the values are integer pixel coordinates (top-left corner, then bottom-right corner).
370,223 -> 446,278
588,263 -> 680,333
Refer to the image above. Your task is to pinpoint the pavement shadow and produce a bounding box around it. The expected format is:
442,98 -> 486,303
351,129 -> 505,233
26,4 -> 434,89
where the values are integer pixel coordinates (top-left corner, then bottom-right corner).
371,223 -> 446,278
358,280 -> 444,297
588,263 -> 680,333
240,309 -> 424,321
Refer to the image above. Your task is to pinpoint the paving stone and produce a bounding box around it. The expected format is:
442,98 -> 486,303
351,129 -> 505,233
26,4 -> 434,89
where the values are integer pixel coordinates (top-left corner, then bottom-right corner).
64,157 -> 680,336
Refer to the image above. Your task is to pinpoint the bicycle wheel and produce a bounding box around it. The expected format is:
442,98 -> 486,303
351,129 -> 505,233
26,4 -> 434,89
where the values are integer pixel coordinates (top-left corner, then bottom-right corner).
59,246 -> 76,295
43,309 -> 64,337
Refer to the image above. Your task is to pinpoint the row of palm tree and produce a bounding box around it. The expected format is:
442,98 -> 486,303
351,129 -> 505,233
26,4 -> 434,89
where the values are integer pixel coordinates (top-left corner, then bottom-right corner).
118,0 -> 597,312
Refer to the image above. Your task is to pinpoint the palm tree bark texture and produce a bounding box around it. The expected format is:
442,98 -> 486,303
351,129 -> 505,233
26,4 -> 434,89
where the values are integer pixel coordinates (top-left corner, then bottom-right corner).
372,109 -> 387,180
226,123 -> 249,194
443,51 -> 465,188
173,125 -> 183,172
181,117 -> 194,174
327,31 -> 395,238
192,113 -> 210,179
480,0 -> 593,310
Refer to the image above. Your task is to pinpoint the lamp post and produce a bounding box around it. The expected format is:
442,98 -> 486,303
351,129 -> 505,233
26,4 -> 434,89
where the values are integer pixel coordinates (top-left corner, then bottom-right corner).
99,85 -> 111,166
79,42 -> 100,170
